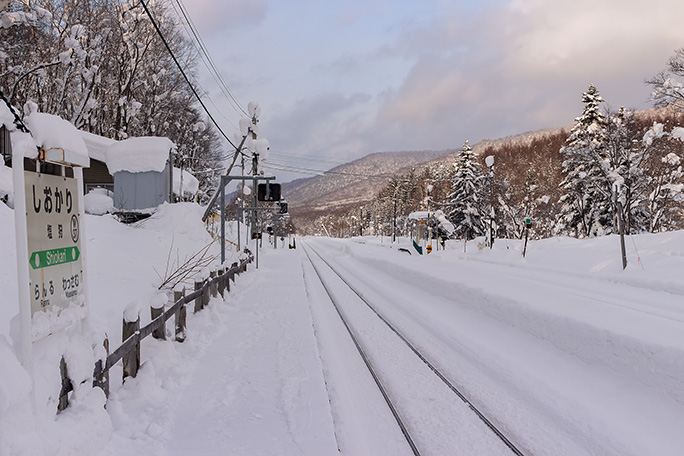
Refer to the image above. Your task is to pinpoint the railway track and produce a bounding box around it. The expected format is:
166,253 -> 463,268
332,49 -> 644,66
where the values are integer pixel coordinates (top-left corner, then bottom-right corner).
302,240 -> 527,456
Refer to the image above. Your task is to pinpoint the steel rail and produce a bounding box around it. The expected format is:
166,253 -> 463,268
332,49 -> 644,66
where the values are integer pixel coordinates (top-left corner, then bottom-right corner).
302,245 -> 422,456
304,240 -> 527,456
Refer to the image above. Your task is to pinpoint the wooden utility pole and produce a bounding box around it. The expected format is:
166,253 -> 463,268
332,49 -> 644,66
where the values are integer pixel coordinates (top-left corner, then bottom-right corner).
617,201 -> 628,269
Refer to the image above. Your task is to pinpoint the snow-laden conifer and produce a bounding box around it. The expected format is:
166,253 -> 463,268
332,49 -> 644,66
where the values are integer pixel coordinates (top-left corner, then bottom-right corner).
447,140 -> 484,240
557,84 -> 610,237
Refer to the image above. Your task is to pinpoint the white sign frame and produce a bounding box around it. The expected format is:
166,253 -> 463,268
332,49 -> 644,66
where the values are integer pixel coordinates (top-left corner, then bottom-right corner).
12,147 -> 90,371
24,172 -> 85,339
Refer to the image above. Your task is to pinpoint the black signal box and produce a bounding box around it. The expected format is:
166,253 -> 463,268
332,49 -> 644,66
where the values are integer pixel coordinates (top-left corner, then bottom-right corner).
258,183 -> 281,201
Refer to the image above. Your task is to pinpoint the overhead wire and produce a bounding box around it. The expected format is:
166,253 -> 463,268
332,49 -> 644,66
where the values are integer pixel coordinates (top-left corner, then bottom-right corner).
138,0 -> 238,150
164,0 -> 240,130
170,0 -> 248,118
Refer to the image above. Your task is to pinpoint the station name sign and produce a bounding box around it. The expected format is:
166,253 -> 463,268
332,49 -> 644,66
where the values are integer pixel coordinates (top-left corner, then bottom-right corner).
24,171 -> 85,339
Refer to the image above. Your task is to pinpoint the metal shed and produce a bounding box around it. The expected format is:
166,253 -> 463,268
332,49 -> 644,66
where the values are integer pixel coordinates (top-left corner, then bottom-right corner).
105,137 -> 175,212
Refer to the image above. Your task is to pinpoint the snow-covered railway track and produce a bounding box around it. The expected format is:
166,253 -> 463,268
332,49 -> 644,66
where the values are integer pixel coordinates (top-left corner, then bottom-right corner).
302,241 -> 526,456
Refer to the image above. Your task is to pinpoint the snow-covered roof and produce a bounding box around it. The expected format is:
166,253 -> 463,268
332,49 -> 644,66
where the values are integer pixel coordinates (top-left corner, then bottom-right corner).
0,102 -> 14,131
105,136 -> 175,174
409,210 -> 455,235
80,130 -> 115,163
173,167 -> 199,196
25,112 -> 90,166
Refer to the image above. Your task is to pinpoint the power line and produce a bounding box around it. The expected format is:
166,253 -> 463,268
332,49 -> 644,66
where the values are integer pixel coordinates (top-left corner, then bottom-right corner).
264,161 -> 407,179
138,0 -> 237,150
170,0 -> 248,118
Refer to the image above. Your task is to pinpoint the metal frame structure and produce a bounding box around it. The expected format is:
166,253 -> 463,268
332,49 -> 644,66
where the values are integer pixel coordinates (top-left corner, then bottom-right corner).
219,175 -> 275,267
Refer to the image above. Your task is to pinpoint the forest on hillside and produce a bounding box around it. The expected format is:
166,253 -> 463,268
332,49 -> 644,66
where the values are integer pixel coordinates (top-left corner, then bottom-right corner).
299,90 -> 684,241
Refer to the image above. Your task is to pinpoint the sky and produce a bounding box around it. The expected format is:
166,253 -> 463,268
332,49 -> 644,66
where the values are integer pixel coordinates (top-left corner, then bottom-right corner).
181,0 -> 684,183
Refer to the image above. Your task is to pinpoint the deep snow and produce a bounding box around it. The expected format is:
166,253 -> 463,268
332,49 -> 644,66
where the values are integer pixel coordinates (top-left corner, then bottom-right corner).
1,201 -> 684,455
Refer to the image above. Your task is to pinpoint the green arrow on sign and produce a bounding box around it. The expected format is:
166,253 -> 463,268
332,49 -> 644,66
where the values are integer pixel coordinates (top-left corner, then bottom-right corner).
29,246 -> 80,269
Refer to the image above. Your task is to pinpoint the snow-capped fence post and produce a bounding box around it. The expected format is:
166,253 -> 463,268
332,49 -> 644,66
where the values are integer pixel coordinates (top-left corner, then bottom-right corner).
174,286 -> 186,343
58,356 -> 72,412
210,269 -> 217,298
150,293 -> 167,340
122,302 -> 141,379
80,256 -> 254,407
93,337 -> 110,398
202,276 -> 210,309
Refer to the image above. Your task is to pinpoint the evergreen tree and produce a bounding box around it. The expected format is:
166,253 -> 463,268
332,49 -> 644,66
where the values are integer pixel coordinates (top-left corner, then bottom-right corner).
447,140 -> 484,239
557,84 -> 610,237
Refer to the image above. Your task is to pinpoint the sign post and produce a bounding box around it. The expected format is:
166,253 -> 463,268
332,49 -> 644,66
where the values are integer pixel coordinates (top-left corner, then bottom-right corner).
522,218 -> 532,258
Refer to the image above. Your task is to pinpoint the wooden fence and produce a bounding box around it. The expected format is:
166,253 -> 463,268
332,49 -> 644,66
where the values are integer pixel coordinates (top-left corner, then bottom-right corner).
58,256 -> 252,411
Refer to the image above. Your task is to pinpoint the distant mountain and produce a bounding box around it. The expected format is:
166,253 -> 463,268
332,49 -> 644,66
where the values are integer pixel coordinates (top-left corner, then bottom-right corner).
283,150 -> 453,217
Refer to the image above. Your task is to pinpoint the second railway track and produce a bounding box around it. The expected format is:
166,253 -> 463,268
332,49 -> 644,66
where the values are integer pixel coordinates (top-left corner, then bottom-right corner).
302,240 -> 527,456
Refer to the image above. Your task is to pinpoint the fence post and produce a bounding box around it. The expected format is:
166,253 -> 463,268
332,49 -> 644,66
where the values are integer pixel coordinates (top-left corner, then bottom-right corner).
58,356 -> 72,412
93,336 -> 110,398
218,267 -> 226,298
122,302 -> 141,380
210,270 -> 217,298
150,293 -> 167,340
194,278 -> 203,313
231,262 -> 238,282
175,286 -> 186,342
202,270 -> 210,309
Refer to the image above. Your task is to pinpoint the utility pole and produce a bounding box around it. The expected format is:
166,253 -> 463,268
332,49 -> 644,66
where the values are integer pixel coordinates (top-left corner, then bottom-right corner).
359,206 -> 363,236
485,155 -> 495,249
426,184 -> 433,253
617,201 -> 628,270
392,185 -> 398,243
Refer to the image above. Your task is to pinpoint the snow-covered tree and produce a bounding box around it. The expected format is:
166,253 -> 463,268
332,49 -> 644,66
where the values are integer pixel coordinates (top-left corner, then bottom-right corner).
557,84 -> 611,237
0,0 -> 225,195
601,107 -> 653,234
447,140 -> 484,239
647,48 -> 684,111
641,123 -> 684,231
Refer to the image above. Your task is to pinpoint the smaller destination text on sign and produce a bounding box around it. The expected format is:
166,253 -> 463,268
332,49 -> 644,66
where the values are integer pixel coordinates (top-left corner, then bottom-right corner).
25,172 -> 84,338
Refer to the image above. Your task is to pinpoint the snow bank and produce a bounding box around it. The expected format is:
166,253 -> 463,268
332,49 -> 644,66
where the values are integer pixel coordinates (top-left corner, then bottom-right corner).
84,188 -> 114,215
105,137 -> 174,174
344,233 -> 684,408
0,199 -> 237,455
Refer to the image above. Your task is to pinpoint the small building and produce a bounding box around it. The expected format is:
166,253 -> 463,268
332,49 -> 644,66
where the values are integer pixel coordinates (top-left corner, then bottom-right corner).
105,137 -> 175,212
408,210 -> 454,254
2,109 -> 189,219
80,131 -> 116,194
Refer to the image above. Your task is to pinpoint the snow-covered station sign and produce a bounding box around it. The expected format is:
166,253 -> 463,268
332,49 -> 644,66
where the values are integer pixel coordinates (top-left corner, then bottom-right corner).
11,112 -> 90,346
25,172 -> 83,323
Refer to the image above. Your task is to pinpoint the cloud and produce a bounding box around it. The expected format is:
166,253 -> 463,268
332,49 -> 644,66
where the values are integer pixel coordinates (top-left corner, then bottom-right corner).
368,0 -> 684,150
266,92 -> 373,161
201,0 -> 684,184
181,0 -> 267,36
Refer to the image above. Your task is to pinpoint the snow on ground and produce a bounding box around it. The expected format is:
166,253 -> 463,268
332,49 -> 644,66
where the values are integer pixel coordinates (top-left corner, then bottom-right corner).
2,198 -> 684,455
314,234 -> 684,455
